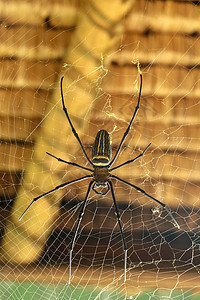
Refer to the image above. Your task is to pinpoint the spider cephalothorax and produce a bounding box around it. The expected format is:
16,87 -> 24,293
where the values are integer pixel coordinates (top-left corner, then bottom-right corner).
93,165 -> 110,185
19,74 -> 179,284
93,165 -> 110,195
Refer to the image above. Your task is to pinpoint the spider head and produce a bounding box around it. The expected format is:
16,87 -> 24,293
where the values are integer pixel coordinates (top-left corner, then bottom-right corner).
95,181 -> 107,188
93,181 -> 110,196
92,130 -> 111,166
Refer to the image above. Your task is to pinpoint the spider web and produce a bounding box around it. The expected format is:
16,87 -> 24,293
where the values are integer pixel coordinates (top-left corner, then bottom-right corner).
1,1 -> 200,299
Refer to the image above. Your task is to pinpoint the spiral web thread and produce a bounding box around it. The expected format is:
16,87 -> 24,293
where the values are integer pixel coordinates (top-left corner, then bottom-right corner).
1,1 -> 200,299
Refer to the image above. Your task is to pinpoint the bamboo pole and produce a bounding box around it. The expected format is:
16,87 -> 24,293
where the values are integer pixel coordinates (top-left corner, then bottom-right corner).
1,0 -> 134,264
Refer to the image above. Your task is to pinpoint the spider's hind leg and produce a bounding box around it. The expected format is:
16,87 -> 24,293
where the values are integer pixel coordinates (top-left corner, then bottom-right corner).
68,180 -> 94,284
108,180 -> 128,282
111,174 -> 180,230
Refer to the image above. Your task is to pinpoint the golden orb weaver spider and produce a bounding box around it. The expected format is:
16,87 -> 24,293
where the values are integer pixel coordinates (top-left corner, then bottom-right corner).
19,73 -> 180,283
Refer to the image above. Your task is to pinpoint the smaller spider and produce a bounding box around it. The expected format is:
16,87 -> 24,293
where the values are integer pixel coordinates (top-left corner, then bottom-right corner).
19,74 -> 180,284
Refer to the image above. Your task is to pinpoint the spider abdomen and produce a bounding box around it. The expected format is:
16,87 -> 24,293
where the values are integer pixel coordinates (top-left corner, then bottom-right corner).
92,130 -> 111,166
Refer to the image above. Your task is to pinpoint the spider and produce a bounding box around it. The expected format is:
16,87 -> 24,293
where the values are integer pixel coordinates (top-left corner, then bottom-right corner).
19,73 -> 180,283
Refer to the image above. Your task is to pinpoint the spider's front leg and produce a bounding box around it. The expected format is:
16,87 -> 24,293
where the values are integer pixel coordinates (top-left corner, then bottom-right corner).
109,74 -> 143,167
60,76 -> 93,167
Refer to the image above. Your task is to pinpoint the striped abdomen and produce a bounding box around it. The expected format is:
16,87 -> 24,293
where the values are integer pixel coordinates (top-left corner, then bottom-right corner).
92,130 -> 111,166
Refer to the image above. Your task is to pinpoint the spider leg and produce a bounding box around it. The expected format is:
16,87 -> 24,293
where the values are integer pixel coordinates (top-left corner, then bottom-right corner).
111,174 -> 180,229
108,180 -> 128,282
46,152 -> 93,172
110,143 -> 151,172
109,74 -> 143,167
19,175 -> 92,221
68,180 -> 94,284
60,76 -> 93,167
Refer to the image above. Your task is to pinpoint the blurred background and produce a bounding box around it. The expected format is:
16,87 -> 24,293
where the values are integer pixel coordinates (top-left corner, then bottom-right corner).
1,0 -> 200,299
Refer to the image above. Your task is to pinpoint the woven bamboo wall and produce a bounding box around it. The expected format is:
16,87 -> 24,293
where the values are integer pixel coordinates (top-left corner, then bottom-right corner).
56,0 -> 200,236
1,0 -> 200,286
